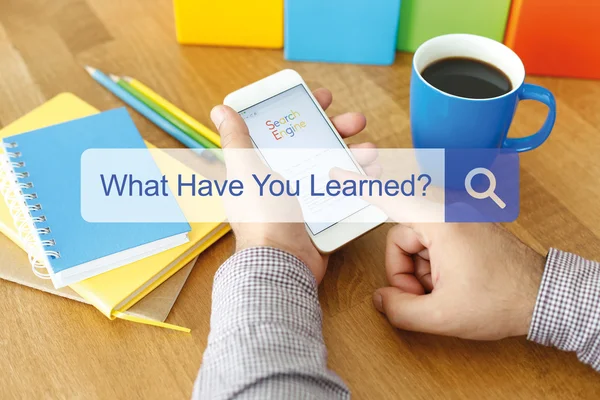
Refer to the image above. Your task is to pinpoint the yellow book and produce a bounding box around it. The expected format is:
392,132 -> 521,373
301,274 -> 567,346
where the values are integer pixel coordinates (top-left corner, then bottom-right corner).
0,93 -> 230,330
0,232 -> 199,325
173,0 -> 283,48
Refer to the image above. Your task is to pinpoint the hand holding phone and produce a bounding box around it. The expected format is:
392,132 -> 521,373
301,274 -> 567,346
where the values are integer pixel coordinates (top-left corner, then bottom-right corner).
222,70 -> 386,255
212,79 -> 382,281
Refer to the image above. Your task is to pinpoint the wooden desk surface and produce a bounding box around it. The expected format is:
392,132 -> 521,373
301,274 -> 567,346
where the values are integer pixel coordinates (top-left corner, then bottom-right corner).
1,0 -> 600,398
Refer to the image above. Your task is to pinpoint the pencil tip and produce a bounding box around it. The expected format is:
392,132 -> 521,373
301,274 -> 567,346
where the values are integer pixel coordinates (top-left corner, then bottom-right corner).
109,74 -> 120,82
122,76 -> 132,82
84,65 -> 96,74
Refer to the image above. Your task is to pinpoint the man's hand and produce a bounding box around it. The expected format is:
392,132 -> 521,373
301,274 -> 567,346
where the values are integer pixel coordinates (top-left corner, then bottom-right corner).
374,223 -> 545,340
210,88 -> 372,284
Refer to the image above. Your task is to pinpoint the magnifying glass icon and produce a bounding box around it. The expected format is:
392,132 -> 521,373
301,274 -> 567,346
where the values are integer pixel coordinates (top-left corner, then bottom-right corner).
464,168 -> 506,209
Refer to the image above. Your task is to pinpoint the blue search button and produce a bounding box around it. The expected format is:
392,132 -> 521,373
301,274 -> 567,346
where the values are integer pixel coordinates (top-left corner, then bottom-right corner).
465,167 -> 506,209
445,149 -> 519,222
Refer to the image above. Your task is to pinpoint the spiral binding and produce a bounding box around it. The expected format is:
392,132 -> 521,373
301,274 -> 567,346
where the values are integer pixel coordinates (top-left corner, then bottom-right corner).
1,142 -> 60,279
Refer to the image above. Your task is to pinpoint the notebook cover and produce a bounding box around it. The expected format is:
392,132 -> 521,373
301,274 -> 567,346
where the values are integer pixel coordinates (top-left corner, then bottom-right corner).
0,93 -> 99,251
0,93 -> 230,321
123,257 -> 194,321
0,232 -> 196,322
2,107 -> 191,282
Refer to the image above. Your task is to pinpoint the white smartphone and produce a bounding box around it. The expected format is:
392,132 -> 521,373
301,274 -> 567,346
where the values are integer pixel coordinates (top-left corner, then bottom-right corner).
224,69 -> 387,253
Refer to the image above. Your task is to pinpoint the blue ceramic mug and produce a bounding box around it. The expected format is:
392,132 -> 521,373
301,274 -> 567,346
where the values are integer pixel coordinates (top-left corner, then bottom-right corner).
411,34 -> 556,151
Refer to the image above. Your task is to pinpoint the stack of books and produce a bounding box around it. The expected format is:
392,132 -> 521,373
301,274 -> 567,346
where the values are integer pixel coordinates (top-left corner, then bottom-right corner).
0,93 -> 230,331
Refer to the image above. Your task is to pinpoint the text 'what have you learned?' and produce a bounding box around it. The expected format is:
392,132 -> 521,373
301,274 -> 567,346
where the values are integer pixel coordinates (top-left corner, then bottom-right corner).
99,173 -> 434,198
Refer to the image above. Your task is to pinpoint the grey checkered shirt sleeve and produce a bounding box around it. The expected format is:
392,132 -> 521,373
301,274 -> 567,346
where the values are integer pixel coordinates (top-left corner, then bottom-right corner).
193,247 -> 350,399
528,248 -> 600,371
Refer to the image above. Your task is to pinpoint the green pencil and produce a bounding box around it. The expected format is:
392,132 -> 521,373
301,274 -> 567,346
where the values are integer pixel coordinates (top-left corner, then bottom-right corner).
109,75 -> 218,150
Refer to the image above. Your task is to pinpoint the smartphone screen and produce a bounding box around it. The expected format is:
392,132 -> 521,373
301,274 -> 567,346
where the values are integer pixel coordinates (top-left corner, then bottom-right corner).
239,84 -> 368,235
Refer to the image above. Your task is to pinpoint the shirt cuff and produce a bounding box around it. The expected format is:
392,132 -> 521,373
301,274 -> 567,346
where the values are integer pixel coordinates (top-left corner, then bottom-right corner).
528,248 -> 600,370
209,246 -> 321,341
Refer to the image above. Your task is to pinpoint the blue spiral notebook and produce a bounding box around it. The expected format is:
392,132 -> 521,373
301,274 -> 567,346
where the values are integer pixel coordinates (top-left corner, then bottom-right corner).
0,108 -> 190,288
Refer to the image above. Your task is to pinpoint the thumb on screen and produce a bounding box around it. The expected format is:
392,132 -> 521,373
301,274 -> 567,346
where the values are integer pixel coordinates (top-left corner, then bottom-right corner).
211,105 -> 254,149
211,105 -> 264,173
329,167 -> 441,223
329,166 -> 397,217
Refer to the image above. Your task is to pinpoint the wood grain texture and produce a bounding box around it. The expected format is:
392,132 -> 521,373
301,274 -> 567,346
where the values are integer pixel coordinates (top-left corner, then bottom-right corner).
1,0 -> 599,398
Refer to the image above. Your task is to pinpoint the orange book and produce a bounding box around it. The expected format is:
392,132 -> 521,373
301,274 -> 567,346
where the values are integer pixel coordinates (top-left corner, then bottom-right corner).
505,0 -> 600,79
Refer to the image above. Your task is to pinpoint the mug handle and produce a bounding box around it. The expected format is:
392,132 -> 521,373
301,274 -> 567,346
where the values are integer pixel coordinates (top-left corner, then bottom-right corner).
502,83 -> 557,152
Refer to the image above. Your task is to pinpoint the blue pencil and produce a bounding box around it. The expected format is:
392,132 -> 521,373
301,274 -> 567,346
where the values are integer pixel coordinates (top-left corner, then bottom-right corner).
84,66 -> 207,152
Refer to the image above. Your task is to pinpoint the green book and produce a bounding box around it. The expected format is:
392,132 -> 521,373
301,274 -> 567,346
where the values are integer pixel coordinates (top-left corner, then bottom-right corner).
397,0 -> 512,52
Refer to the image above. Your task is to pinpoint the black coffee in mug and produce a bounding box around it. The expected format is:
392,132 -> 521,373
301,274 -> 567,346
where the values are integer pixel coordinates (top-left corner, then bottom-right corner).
421,57 -> 512,99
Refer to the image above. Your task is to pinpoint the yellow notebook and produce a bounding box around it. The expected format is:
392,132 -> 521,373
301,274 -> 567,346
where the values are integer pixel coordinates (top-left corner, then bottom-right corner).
0,93 -> 230,330
0,232 -> 198,324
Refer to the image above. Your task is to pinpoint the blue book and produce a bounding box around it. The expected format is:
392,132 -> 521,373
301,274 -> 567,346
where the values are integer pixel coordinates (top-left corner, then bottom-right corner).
284,0 -> 402,65
1,108 -> 190,288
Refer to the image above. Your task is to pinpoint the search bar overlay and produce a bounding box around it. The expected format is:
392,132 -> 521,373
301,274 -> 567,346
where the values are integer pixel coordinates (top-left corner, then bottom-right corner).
80,148 -> 519,224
